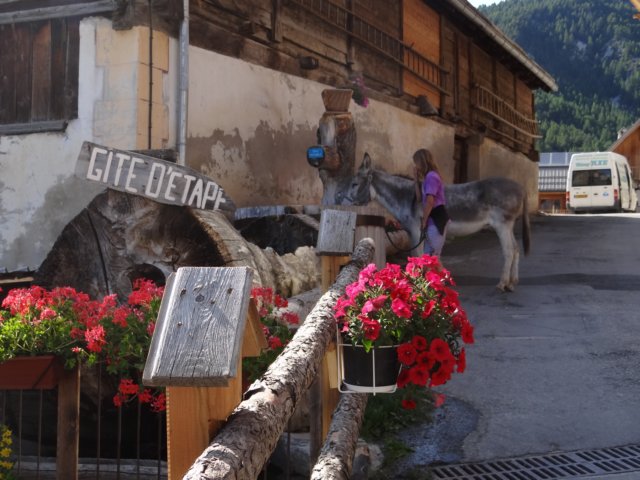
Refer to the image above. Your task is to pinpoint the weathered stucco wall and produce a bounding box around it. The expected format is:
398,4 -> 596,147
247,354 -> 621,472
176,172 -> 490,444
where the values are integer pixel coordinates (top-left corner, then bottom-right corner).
0,18 -> 175,273
352,107 -> 455,183
1,20 -> 536,275
186,48 -> 454,207
478,139 -> 539,206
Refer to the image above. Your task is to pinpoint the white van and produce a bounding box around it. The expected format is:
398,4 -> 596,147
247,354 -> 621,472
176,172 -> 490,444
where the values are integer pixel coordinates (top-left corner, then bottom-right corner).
566,152 -> 637,213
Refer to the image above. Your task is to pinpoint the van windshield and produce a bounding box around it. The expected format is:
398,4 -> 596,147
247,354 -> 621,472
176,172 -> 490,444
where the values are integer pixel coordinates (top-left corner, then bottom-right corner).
572,169 -> 612,187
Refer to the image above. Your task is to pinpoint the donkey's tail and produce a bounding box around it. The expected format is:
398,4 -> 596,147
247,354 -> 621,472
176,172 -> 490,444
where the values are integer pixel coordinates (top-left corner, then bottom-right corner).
522,191 -> 531,255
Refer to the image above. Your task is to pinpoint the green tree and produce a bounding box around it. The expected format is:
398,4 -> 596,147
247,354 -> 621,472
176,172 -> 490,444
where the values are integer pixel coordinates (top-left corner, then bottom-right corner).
481,0 -> 640,151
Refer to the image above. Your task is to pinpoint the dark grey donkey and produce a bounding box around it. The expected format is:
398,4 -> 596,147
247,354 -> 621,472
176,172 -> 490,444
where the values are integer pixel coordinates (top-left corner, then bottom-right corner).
346,154 -> 531,292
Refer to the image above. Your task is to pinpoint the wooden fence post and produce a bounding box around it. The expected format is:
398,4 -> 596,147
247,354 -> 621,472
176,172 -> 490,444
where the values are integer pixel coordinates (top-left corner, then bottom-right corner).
142,267 -> 266,480
56,366 -> 80,480
311,209 -> 357,465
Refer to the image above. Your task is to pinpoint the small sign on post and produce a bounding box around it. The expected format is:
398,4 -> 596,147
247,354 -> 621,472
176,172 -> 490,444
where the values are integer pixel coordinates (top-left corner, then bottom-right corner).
143,267 -> 266,479
316,208 -> 356,291
143,267 -> 255,386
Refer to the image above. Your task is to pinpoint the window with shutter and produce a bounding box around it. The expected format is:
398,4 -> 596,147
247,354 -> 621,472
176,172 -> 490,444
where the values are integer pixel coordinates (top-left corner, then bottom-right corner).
0,16 -> 79,135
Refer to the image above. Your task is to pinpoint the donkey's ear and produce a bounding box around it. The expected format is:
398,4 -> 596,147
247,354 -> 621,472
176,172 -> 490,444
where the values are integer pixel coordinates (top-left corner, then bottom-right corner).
362,153 -> 372,170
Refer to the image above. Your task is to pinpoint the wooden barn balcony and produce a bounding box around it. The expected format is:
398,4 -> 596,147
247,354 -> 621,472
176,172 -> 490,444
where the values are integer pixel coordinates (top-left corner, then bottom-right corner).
472,84 -> 541,140
290,0 -> 448,95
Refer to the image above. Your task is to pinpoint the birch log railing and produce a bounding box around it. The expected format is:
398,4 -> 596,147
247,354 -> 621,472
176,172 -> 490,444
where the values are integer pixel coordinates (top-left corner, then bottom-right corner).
310,390 -> 368,480
183,238 -> 375,479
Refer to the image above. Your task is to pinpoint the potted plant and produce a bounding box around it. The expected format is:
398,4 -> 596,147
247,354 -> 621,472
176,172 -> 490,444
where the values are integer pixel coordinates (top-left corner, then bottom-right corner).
334,254 -> 474,401
0,280 -> 166,411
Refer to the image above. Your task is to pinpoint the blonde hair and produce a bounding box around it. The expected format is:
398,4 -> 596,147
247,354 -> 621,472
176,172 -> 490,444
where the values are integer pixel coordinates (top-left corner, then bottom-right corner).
413,148 -> 440,178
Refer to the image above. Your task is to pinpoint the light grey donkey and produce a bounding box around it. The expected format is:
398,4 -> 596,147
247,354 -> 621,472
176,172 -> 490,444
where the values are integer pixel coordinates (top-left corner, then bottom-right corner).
345,154 -> 531,292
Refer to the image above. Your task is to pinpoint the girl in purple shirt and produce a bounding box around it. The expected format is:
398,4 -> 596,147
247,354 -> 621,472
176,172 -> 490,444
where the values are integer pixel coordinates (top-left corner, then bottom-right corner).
413,148 -> 449,256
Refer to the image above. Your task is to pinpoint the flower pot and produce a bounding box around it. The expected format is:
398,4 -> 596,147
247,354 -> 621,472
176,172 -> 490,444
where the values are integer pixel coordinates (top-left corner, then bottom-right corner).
340,344 -> 399,393
321,89 -> 353,112
0,355 -> 64,390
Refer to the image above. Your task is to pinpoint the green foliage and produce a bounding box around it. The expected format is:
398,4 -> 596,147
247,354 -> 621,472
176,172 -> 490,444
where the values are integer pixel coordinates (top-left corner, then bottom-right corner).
480,0 -> 640,151
361,389 -> 434,441
363,389 -> 436,480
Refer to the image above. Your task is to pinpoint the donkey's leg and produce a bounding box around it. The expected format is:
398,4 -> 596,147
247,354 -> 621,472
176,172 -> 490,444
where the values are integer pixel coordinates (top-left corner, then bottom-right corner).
494,223 -> 518,291
509,237 -> 520,288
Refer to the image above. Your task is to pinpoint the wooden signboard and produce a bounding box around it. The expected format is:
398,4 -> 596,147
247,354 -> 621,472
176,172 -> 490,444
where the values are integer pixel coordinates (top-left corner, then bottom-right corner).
316,208 -> 357,256
75,141 -> 235,214
142,267 -> 268,479
143,266 -> 253,386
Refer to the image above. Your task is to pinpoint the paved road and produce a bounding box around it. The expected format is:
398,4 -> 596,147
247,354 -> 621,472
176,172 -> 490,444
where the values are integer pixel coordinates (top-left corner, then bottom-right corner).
397,213 -> 640,477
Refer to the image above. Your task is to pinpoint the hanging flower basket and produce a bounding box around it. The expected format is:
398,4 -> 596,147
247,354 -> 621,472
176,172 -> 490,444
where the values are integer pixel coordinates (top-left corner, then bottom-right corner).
333,255 -> 475,407
0,355 -> 64,390
337,338 -> 399,394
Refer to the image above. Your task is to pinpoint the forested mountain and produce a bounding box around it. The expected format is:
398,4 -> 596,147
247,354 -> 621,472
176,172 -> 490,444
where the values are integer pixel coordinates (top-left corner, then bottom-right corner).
479,0 -> 640,152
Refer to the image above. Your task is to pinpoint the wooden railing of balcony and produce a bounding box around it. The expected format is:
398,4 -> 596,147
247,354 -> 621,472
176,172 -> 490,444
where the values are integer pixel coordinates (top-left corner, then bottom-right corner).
290,0 -> 449,95
473,85 -> 541,139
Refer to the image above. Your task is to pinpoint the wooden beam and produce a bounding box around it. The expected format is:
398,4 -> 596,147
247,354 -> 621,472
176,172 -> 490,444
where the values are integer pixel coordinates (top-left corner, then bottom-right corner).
0,120 -> 67,135
271,0 -> 282,42
0,1 -> 116,25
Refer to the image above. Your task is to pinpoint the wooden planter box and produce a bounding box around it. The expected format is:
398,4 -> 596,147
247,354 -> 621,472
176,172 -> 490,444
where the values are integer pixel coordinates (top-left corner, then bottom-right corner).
0,355 -> 64,390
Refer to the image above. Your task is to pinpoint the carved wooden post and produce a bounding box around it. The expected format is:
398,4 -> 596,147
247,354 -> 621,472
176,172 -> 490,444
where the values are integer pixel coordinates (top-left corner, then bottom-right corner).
354,211 -> 387,269
309,209 -> 357,465
142,267 -> 266,480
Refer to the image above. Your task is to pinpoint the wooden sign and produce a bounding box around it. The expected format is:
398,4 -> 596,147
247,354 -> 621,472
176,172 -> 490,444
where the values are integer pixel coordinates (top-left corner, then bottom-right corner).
142,267 -> 253,386
316,209 -> 357,255
75,141 -> 235,213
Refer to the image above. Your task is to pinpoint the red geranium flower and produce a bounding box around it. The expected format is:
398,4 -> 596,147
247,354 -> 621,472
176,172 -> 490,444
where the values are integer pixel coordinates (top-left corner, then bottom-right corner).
151,393 -> 167,412
401,399 -> 417,410
397,369 -> 411,388
409,364 -> 430,386
430,366 -> 452,387
411,335 -> 428,351
461,322 -> 475,344
433,393 -> 446,408
456,349 -> 467,373
268,335 -> 283,349
416,351 -> 435,370
429,338 -> 452,362
397,343 -> 417,365
361,318 -> 381,341
391,298 -> 412,318
118,378 -> 139,395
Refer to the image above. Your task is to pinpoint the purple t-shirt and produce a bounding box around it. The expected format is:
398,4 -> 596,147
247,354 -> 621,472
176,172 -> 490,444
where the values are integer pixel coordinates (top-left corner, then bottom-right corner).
422,171 -> 446,226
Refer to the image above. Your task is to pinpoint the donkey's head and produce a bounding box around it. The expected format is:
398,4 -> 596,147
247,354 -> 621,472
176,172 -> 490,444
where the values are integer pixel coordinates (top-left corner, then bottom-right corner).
344,153 -> 374,205
307,112 -> 357,205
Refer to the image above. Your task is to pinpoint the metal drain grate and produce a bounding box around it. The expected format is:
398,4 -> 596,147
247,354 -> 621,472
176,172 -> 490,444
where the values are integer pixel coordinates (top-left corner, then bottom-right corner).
430,444 -> 640,479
